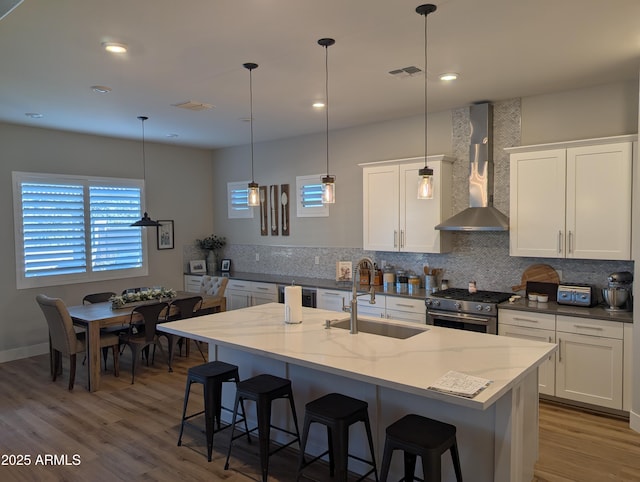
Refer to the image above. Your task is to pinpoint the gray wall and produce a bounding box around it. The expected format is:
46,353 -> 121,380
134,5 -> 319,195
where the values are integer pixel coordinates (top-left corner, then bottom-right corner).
0,123 -> 214,360
211,80 -> 637,291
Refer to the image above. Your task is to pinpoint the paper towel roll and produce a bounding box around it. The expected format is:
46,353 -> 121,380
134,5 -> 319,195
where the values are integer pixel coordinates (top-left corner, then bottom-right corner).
284,285 -> 302,324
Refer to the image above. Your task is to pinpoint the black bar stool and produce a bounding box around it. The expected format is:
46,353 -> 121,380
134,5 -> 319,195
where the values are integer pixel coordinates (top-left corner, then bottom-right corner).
224,373 -> 301,482
177,361 -> 248,462
380,414 -> 462,482
297,392 -> 378,482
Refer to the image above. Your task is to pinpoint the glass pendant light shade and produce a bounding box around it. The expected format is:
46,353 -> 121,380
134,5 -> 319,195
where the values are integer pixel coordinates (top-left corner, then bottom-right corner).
130,116 -> 160,227
244,62 -> 260,207
417,166 -> 434,199
416,4 -> 437,200
318,38 -> 336,205
247,181 -> 260,206
321,175 -> 336,204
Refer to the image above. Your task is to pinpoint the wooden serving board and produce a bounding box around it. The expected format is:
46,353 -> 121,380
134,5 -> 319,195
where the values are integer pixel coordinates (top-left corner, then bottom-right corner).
512,264 -> 560,292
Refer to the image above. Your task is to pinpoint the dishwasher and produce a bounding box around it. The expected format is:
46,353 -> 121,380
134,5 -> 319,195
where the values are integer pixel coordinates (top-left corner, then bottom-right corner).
278,285 -> 317,308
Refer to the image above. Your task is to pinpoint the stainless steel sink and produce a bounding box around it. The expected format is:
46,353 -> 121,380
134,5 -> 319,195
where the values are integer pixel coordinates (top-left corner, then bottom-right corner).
330,318 -> 428,339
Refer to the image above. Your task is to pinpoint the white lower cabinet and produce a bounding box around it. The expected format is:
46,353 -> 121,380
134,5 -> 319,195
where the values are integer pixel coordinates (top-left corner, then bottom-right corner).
385,296 -> 427,324
500,309 -> 629,411
556,315 -> 623,410
184,274 -> 203,292
226,280 -> 277,311
499,310 -> 556,396
317,288 -> 349,313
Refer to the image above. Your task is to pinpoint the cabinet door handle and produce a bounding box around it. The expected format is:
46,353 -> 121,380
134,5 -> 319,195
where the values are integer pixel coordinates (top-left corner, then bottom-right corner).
548,336 -> 553,360
394,230 -> 398,248
573,324 -> 603,331
513,317 -> 539,324
568,231 -> 573,254
255,286 -> 269,291
324,292 -> 341,297
395,303 -> 415,308
558,230 -> 563,254
400,230 -> 405,248
558,337 -> 562,362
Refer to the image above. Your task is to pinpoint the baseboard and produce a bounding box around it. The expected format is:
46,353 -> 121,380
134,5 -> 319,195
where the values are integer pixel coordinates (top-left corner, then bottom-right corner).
630,409 -> 640,433
0,342 -> 48,364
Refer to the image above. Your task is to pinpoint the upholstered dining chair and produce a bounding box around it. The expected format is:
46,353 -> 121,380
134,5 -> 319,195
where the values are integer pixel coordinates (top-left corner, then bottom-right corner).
119,302 -> 169,384
36,294 -> 120,390
82,292 -> 116,304
162,296 -> 205,363
198,275 -> 228,313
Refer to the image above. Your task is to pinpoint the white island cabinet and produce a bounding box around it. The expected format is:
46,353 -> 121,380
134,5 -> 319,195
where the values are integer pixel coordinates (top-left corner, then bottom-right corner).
507,135 -> 635,260
158,303 -> 556,482
226,280 -> 277,310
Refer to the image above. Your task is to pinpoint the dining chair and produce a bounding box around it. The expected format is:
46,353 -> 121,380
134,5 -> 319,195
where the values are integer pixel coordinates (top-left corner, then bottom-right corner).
198,276 -> 228,313
82,292 -> 116,304
36,294 -> 120,390
119,302 -> 169,384
162,296 -> 205,363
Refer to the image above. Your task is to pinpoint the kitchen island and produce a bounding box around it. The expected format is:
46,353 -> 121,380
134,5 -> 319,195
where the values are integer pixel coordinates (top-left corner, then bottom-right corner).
158,303 -> 556,481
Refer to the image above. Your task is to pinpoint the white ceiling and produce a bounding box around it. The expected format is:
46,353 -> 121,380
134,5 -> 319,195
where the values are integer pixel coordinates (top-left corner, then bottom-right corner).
0,0 -> 638,149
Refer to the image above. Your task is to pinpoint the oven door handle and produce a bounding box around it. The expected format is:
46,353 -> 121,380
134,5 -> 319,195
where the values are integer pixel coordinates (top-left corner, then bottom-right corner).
427,310 -> 491,324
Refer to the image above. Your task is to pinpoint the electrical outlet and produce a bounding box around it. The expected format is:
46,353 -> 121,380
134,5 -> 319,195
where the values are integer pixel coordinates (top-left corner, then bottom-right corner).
381,260 -> 386,269
255,253 -> 259,261
314,256 -> 320,265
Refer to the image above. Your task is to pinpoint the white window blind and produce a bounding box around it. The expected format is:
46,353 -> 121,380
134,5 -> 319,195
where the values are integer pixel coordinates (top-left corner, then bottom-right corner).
13,172 -> 147,289
227,181 -> 254,219
296,174 -> 329,217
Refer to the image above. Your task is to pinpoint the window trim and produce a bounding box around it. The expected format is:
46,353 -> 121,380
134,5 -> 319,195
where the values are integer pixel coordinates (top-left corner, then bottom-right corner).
227,180 -> 255,219
13,171 -> 149,289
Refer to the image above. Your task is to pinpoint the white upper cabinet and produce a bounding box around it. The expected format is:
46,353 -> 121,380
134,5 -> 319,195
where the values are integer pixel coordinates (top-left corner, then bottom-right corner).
508,136 -> 635,260
361,156 -> 453,253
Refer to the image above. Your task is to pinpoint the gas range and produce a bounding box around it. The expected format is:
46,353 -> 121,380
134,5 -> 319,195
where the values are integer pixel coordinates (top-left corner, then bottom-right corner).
425,288 -> 513,334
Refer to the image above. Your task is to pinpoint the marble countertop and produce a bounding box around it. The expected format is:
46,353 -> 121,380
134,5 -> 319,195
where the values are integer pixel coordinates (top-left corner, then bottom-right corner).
499,298 -> 633,323
158,302 -> 556,410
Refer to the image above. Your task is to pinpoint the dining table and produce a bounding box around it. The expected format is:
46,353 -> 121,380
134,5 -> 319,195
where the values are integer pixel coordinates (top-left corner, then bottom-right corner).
67,291 -> 224,392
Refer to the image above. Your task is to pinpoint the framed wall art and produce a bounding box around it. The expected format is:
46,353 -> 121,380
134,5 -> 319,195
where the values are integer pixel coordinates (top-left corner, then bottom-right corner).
189,259 -> 206,274
221,258 -> 232,272
157,220 -> 174,250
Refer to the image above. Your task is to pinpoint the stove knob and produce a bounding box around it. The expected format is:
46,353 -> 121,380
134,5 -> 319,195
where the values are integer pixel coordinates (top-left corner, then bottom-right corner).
485,305 -> 492,312
475,304 -> 483,311
433,300 -> 440,307
426,299 -> 432,306
454,302 -> 461,310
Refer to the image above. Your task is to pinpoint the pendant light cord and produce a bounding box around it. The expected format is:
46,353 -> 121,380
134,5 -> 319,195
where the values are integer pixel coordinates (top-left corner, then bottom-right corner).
138,115 -> 148,181
249,67 -> 255,182
423,9 -> 428,168
324,43 -> 330,176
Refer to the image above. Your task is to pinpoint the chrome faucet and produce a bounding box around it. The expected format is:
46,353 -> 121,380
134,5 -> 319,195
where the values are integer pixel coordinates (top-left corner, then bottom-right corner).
344,257 -> 376,334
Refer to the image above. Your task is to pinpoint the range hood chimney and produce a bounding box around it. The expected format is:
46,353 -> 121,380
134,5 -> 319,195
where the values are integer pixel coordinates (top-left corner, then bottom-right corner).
435,102 -> 509,231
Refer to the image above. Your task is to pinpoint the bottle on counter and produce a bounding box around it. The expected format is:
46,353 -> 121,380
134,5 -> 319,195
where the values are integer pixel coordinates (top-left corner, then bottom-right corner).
468,280 -> 477,293
441,279 -> 449,290
408,274 -> 421,294
395,270 -> 408,294
383,266 -> 395,290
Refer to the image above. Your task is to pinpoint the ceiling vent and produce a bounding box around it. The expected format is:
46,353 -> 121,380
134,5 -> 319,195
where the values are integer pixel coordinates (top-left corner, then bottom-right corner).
171,101 -> 214,111
388,66 -> 423,79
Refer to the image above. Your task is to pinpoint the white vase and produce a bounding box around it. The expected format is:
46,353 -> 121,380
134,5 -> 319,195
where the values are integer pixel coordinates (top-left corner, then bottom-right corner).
206,250 -> 217,274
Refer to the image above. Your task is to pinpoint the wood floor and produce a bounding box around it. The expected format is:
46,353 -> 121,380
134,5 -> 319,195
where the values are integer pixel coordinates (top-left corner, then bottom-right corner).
1,349 -> 640,481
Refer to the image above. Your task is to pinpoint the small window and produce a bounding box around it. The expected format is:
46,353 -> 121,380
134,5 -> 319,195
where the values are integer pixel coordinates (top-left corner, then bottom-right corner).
227,181 -> 255,219
296,174 -> 329,217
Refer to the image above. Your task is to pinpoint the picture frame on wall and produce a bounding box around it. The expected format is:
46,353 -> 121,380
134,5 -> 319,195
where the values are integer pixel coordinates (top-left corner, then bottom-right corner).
189,259 -> 206,274
157,220 -> 174,250
221,259 -> 231,272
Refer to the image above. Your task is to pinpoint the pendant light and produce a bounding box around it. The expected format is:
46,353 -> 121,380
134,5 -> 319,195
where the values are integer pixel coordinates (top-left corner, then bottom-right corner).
318,38 -> 336,204
131,115 -> 161,227
244,62 -> 260,207
416,4 -> 437,200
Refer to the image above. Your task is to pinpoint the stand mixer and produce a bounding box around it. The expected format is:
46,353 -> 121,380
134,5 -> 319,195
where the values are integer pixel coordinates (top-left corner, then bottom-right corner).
602,271 -> 633,312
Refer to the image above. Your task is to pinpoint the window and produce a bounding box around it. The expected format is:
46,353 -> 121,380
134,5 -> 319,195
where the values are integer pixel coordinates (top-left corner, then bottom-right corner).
296,174 -> 329,217
227,181 -> 255,219
13,171 -> 148,289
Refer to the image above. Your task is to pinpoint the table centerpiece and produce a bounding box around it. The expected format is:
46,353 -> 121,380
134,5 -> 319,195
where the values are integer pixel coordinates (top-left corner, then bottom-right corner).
109,287 -> 177,310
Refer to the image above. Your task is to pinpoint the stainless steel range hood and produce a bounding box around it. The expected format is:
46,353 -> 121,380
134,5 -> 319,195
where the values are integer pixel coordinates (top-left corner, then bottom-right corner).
435,102 -> 509,231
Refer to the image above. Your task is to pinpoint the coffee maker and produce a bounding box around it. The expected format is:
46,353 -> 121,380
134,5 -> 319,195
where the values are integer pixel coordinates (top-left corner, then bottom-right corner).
602,271 -> 633,312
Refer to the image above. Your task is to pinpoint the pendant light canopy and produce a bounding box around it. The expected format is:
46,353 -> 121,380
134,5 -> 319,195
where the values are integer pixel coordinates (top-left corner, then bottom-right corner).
244,62 -> 260,207
131,116 -> 161,227
318,38 -> 336,204
416,4 -> 437,200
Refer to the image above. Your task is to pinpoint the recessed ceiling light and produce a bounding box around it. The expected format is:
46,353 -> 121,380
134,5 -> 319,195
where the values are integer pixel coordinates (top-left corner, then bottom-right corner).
25,112 -> 43,118
439,72 -> 459,81
91,85 -> 112,94
313,102 -> 325,108
102,42 -> 128,54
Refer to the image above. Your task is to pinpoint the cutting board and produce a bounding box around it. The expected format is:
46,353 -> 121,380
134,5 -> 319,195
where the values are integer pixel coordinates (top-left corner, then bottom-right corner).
512,264 -> 560,292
